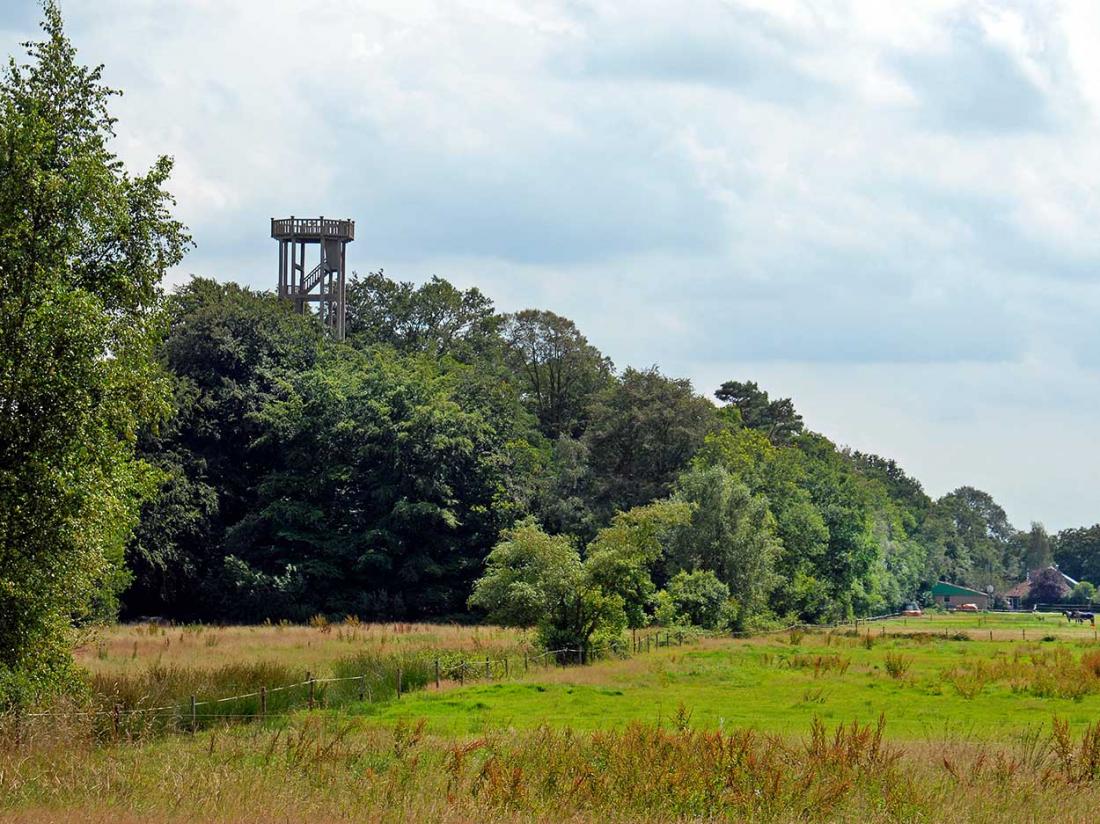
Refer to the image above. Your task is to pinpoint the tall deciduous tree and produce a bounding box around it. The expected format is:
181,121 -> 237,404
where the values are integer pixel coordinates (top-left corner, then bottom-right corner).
1022,522 -> 1053,573
585,500 -> 693,629
585,367 -> 719,519
346,271 -> 500,362
126,279 -> 322,618
666,466 -> 779,623
0,4 -> 188,699
226,347 -> 517,619
1055,525 -> 1100,586
501,309 -> 614,439
922,486 -> 1014,592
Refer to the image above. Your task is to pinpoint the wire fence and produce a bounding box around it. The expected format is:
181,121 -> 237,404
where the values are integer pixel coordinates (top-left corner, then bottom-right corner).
9,629 -> 703,738
13,610 -> 1100,743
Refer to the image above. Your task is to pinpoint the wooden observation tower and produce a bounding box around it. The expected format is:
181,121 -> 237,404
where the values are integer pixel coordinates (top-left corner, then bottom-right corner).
271,216 -> 354,340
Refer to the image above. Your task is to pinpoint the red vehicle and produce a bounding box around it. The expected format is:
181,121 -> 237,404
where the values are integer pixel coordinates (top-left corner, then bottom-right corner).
957,603 -> 980,612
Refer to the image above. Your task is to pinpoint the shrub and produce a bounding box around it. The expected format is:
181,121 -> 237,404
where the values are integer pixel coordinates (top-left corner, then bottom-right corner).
1068,581 -> 1098,605
662,570 -> 730,629
883,653 -> 911,680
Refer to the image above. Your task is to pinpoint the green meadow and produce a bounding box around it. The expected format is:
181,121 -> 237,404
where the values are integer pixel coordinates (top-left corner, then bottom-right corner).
13,613 -> 1100,822
361,614 -> 1100,739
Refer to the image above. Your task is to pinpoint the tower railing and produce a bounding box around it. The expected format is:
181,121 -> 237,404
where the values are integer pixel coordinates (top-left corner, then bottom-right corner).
271,217 -> 354,240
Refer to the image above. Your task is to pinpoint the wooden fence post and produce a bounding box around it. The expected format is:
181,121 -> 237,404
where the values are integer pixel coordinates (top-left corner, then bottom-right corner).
459,662 -> 465,685
397,667 -> 403,698
504,657 -> 510,678
307,672 -> 315,710
435,659 -> 441,689
190,696 -> 196,734
113,704 -> 120,740
524,651 -> 529,673
260,686 -> 267,720
485,658 -> 491,679
358,675 -> 366,702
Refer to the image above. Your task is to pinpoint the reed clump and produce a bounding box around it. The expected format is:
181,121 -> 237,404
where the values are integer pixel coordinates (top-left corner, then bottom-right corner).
942,647 -> 1100,701
883,653 -> 911,680
786,654 -> 851,678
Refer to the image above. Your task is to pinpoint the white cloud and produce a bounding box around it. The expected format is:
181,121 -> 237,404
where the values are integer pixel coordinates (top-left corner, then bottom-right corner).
6,0 -> 1100,527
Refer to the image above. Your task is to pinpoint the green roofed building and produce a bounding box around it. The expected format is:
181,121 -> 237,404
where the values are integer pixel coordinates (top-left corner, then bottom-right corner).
930,581 -> 990,609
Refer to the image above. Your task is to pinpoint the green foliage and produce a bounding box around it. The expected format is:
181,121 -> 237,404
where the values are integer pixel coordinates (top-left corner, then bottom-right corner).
714,380 -> 804,444
585,367 -> 719,519
0,4 -> 187,701
1067,581 -> 1097,605
468,518 -> 580,628
1022,523 -> 1054,573
1055,525 -> 1100,586
660,570 -> 730,629
470,502 -> 692,652
585,501 -> 694,629
921,486 -> 1014,592
125,279 -> 322,617
346,270 -> 500,362
666,466 -> 779,623
227,346 -> 518,619
501,309 -> 614,439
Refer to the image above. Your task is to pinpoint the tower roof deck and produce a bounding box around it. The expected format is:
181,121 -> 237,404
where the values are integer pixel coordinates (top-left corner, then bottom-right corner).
271,217 -> 355,242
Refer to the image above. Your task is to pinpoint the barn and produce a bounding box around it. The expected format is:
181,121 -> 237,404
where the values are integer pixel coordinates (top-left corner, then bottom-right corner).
930,581 -> 990,610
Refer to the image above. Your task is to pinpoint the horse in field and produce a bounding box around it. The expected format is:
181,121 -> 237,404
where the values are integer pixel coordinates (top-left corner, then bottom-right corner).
1063,610 -> 1096,625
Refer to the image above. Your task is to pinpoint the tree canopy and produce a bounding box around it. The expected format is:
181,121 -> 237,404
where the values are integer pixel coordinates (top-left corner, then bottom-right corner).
0,3 -> 188,700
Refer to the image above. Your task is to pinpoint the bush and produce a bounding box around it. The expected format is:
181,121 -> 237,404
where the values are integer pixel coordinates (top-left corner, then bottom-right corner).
659,570 -> 730,630
883,653 -> 911,679
1067,581 -> 1098,605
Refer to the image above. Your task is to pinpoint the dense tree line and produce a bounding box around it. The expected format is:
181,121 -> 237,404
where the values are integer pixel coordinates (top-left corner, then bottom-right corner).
6,4 -> 1100,701
120,269 -> 1100,637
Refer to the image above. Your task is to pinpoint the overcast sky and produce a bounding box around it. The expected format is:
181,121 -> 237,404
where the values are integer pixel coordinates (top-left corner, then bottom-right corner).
4,0 -> 1100,530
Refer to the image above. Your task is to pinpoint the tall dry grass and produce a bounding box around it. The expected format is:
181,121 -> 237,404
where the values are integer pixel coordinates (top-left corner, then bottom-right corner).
941,645 -> 1100,701
5,712 -> 1100,822
77,621 -> 530,677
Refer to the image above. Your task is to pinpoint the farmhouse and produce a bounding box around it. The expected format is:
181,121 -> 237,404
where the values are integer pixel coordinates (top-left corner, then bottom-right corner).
930,581 -> 989,609
1002,565 -> 1079,610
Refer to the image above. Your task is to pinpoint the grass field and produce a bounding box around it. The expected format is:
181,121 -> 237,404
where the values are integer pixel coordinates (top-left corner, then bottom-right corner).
9,611 -> 1100,822
76,620 -> 529,677
356,612 -> 1100,738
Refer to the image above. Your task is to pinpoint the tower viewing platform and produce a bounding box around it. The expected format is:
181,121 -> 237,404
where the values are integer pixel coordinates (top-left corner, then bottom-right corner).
272,215 -> 354,340
270,217 -> 355,242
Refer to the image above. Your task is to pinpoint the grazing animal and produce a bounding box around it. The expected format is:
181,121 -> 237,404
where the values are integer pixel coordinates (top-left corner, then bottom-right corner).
1062,610 -> 1096,625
